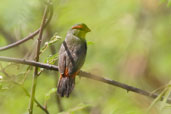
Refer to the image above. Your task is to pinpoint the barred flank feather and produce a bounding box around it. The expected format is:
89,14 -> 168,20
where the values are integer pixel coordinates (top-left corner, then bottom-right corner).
57,77 -> 75,97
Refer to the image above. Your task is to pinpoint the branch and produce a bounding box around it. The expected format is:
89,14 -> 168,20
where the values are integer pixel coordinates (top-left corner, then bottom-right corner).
0,29 -> 39,51
0,3 -> 53,52
0,56 -> 171,104
29,4 -> 49,114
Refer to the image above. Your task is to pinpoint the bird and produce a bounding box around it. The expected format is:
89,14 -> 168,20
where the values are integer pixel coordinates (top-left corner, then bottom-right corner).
57,23 -> 91,97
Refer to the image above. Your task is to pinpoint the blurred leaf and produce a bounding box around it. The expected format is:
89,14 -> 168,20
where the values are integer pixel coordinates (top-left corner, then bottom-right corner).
168,0 -> 171,6
87,41 -> 95,45
45,53 -> 58,64
0,85 -> 9,91
48,33 -> 62,45
164,104 -> 171,109
40,42 -> 49,54
160,0 -> 171,6
40,33 -> 62,54
21,66 -> 32,84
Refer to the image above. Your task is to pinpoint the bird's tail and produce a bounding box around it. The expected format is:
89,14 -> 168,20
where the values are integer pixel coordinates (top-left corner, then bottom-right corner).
57,75 -> 75,97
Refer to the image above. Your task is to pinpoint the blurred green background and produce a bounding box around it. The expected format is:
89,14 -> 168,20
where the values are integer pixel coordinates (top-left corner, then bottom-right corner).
0,0 -> 171,114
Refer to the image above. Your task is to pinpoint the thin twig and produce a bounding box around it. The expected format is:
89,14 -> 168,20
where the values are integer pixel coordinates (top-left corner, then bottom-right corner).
0,56 -> 171,104
0,3 -> 53,52
28,5 -> 49,114
0,29 -> 39,51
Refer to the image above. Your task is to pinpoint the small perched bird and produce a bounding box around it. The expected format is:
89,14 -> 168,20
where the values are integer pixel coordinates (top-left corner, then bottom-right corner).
57,23 -> 91,97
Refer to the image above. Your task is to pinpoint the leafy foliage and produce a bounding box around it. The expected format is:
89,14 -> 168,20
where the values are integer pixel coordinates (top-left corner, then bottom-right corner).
40,33 -> 61,55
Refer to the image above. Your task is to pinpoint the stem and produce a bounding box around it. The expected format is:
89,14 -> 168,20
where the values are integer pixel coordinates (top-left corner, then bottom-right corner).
29,6 -> 49,114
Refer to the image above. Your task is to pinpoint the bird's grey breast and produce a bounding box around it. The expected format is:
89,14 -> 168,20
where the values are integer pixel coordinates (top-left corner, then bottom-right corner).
65,34 -> 87,74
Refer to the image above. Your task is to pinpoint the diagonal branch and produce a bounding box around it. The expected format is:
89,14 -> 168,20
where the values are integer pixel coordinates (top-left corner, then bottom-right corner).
0,3 -> 53,52
0,29 -> 39,51
0,56 -> 171,104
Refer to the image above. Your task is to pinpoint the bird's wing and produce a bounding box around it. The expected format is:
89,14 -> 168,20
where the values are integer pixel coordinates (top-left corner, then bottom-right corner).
58,39 -> 87,77
67,41 -> 87,75
58,43 -> 66,75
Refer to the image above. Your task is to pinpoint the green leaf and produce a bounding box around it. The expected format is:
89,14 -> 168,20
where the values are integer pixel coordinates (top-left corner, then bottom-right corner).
40,33 -> 62,54
45,53 -> 58,64
48,33 -> 62,45
40,42 -> 49,54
